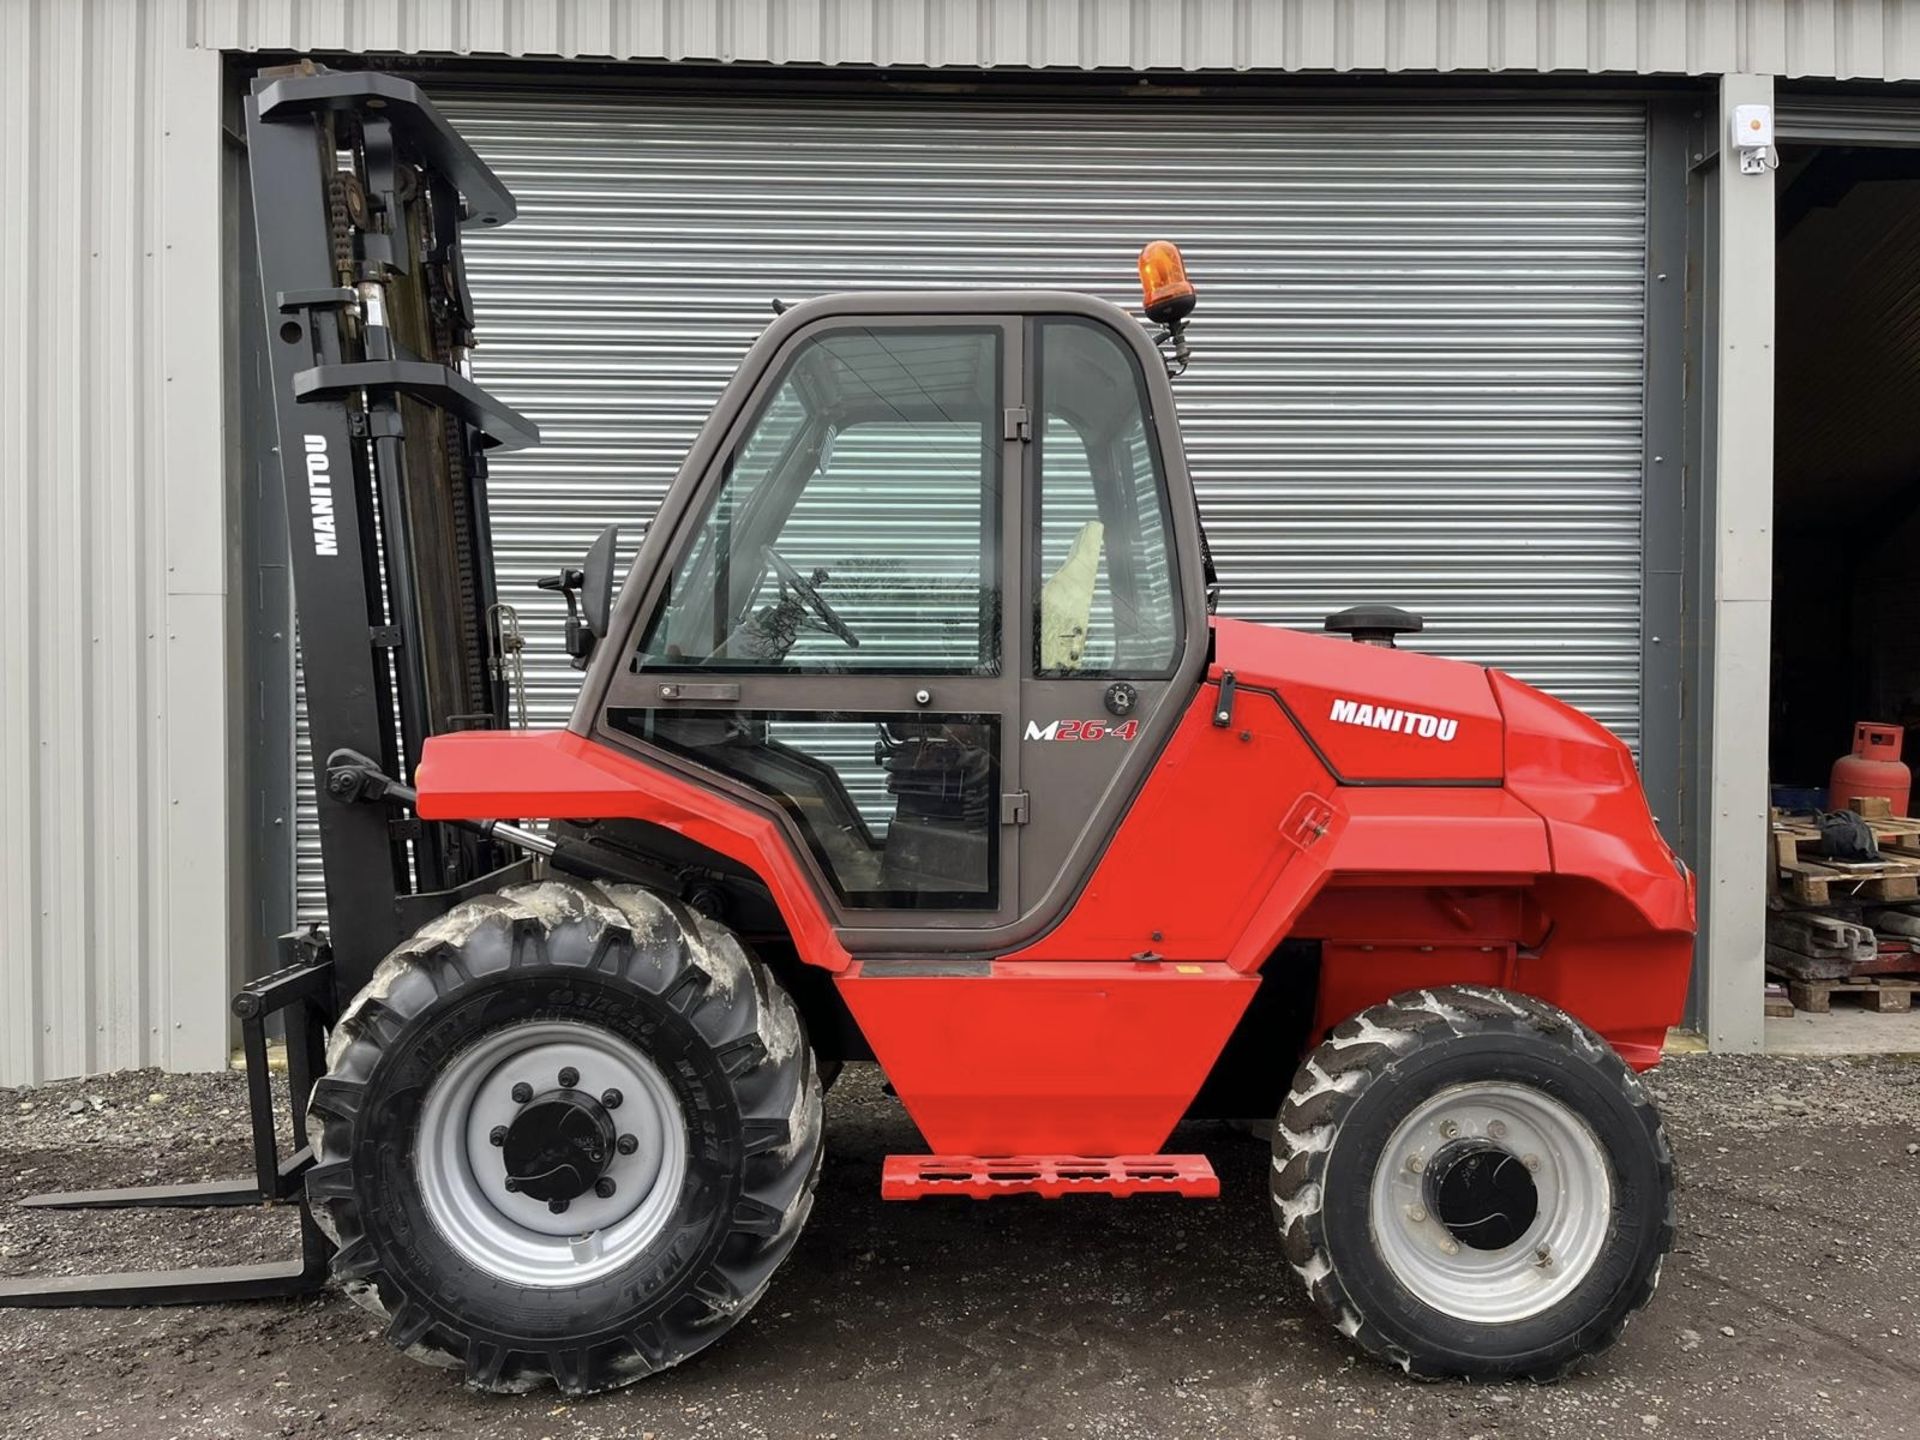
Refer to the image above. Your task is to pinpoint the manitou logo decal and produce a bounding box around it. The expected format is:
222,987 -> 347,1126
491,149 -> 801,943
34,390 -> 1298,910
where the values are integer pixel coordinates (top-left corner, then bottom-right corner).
303,435 -> 338,557
1328,697 -> 1459,743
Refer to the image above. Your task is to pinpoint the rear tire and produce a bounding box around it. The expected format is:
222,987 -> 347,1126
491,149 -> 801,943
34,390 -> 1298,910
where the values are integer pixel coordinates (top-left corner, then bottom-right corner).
1271,985 -> 1673,1379
305,879 -> 823,1395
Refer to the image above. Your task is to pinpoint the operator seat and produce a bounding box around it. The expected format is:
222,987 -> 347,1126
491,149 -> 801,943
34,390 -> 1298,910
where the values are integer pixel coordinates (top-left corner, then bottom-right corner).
1039,521 -> 1104,671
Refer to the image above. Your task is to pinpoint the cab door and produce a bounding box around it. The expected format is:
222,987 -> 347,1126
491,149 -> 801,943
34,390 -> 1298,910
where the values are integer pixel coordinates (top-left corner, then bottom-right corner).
1017,316 -> 1195,925
600,317 -> 1026,936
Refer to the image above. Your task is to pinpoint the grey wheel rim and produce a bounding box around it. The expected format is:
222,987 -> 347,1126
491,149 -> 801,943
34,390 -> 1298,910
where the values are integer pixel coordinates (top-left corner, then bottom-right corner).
415,1019 -> 688,1287
1369,1081 -> 1614,1324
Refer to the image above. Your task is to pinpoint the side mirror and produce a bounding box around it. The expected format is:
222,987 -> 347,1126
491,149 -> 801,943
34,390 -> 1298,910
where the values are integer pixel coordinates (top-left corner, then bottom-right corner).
537,524 -> 620,671
581,524 -> 618,640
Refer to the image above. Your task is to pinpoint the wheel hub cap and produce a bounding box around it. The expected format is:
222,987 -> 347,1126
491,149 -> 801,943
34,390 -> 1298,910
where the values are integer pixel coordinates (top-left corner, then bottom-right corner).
1424,1138 -> 1540,1252
414,1020 -> 689,1287
1369,1081 -> 1614,1324
502,1088 -> 616,1204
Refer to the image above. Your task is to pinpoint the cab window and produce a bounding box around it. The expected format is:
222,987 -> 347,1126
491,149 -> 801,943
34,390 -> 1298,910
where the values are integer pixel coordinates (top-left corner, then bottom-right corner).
614,707 -> 1000,909
1033,319 -> 1180,676
636,327 -> 1002,675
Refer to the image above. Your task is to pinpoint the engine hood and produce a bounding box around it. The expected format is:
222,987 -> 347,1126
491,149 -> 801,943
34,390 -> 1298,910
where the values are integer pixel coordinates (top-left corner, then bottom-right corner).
1210,618 -> 1505,783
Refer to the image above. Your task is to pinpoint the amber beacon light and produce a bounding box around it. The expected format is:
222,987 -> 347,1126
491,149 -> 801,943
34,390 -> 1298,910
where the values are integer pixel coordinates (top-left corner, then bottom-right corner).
1137,241 -> 1197,325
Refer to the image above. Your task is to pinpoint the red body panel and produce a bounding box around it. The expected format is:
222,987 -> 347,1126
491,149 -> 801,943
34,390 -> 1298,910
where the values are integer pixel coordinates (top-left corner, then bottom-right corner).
1484,670 -> 1696,1066
413,621 -> 1696,1154
1333,787 -> 1550,875
834,961 -> 1257,1153
1213,618 -> 1505,782
1005,688 -> 1343,970
1489,670 -> 1693,936
416,729 -> 852,971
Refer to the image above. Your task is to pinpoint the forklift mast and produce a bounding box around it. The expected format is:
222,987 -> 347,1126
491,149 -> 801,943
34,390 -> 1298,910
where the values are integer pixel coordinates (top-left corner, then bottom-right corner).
246,64 -> 541,1004
0,65 -> 544,1311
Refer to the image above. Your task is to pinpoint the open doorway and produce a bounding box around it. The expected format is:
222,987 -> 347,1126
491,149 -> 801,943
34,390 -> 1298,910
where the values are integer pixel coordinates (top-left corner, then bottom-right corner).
1767,140 -> 1920,1047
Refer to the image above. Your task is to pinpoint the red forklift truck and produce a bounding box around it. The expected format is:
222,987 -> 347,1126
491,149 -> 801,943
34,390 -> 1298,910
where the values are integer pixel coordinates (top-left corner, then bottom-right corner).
0,68 -> 1693,1394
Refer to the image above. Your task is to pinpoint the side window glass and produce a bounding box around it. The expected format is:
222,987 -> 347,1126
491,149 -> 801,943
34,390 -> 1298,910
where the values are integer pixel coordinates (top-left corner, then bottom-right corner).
615,709 -> 999,909
636,328 -> 1002,675
1034,320 -> 1180,676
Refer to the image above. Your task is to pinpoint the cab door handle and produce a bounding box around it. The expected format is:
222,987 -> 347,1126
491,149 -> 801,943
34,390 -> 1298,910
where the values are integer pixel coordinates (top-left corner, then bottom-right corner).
657,682 -> 741,702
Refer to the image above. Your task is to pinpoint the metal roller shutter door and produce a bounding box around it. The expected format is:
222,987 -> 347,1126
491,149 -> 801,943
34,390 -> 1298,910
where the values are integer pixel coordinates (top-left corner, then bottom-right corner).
296,92 -> 1648,920
1777,96 -> 1920,146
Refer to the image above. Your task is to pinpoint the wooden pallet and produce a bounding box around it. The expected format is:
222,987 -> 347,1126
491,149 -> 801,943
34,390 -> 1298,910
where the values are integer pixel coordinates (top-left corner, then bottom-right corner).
1775,858 -> 1920,905
1774,812 -> 1920,864
1771,807 -> 1920,900
1783,976 -> 1919,1014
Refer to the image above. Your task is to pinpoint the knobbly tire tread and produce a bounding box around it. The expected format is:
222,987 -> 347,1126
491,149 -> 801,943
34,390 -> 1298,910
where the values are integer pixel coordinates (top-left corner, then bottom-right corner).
1270,984 -> 1675,1380
304,879 -> 824,1396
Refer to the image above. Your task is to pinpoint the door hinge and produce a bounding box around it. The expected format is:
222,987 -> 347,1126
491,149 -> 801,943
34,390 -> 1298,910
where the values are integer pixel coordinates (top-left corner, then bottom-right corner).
1003,407 -> 1032,442
1000,791 -> 1030,826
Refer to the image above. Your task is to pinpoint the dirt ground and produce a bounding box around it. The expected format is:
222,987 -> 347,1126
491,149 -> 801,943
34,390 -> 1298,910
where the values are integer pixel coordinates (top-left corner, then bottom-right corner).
1,1054 -> 1917,1440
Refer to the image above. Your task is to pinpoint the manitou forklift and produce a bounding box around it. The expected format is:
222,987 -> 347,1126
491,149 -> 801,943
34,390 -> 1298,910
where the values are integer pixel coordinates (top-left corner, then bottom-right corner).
0,68 -> 1693,1393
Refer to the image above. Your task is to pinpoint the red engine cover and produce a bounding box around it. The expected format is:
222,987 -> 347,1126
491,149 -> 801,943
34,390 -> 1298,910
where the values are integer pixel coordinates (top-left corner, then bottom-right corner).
1214,618 -> 1505,783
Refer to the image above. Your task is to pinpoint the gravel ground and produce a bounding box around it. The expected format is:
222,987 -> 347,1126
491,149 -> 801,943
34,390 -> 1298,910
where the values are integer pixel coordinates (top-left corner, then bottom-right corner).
2,1054 -> 1918,1440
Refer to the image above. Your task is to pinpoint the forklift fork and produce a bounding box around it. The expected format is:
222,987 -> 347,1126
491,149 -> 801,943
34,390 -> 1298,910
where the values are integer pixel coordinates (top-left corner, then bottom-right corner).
0,937 -> 337,1307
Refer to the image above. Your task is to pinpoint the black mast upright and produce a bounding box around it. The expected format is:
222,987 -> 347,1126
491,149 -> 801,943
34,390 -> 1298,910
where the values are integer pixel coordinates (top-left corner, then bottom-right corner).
245,64 -> 540,1006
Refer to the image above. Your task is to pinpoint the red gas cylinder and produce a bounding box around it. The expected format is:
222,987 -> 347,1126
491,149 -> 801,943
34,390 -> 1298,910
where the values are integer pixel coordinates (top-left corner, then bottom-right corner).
1831,722 -> 1911,816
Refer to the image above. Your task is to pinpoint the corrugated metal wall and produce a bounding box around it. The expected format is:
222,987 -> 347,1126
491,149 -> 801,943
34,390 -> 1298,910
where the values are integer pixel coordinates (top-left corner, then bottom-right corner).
1,0 -> 233,1084
295,89 -> 1648,917
199,0 -> 1920,82
1778,92 -> 1920,141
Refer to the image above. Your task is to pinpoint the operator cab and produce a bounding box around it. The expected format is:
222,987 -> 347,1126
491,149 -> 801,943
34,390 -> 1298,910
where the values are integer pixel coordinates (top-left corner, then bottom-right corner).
583,268 -> 1211,951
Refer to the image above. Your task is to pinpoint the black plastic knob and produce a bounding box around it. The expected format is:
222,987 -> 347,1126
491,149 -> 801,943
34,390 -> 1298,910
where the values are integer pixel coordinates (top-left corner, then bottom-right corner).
1324,605 -> 1424,648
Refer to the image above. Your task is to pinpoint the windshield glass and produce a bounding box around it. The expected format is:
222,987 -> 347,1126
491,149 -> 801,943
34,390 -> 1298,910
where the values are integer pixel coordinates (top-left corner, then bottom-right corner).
634,326 -> 1003,675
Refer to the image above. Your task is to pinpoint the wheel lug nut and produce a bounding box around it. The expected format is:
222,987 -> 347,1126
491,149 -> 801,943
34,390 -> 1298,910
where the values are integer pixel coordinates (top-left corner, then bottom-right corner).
1406,1204 -> 1427,1224
549,1198 -> 570,1215
601,1088 -> 623,1110
558,1067 -> 579,1089
616,1134 -> 638,1156
510,1082 -> 532,1104
1438,1119 -> 1459,1140
488,1125 -> 508,1147
504,1177 -> 520,1193
1523,1153 -> 1541,1172
594,1178 -> 616,1199
1487,1119 -> 1508,1140
1407,1152 -> 1425,1175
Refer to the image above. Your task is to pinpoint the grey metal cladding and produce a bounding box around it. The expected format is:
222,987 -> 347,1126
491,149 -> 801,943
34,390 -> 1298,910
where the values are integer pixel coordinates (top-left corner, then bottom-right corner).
197,0 -> 1920,82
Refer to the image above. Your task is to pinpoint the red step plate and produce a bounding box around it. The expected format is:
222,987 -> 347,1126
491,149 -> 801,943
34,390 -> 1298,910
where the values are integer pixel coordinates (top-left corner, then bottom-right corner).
881,1154 -> 1218,1201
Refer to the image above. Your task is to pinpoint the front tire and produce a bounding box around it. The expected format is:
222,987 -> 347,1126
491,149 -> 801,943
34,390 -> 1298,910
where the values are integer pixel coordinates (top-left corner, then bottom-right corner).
1271,986 -> 1674,1379
305,879 -> 824,1395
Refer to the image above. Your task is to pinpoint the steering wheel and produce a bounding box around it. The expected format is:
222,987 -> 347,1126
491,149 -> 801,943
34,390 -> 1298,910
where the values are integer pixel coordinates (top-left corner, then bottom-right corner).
763,546 -> 860,649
